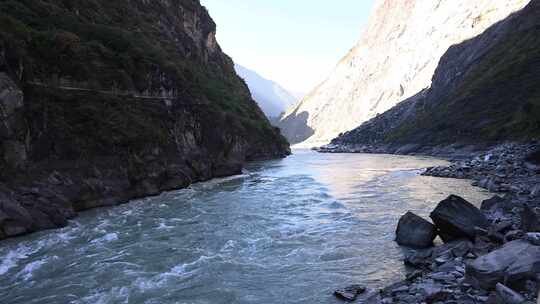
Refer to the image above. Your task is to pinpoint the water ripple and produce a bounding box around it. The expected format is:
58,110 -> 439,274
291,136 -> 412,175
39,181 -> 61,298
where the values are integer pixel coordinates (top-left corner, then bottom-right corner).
0,151 -> 490,304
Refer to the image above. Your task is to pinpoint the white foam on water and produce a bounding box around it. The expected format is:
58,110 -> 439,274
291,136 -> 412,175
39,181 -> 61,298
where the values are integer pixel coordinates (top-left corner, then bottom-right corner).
134,266 -> 198,291
34,229 -> 78,250
121,209 -> 134,216
90,233 -> 119,245
0,244 -> 40,275
132,255 -> 221,292
180,254 -> 219,272
16,256 -> 52,280
92,219 -> 112,234
74,287 -> 130,304
156,221 -> 174,230
220,240 -> 237,252
194,173 -> 249,191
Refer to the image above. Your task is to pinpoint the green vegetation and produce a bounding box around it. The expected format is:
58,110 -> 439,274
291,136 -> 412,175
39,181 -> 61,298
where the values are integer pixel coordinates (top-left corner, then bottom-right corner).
0,0 -> 267,119
0,0 -> 287,162
383,16 -> 540,145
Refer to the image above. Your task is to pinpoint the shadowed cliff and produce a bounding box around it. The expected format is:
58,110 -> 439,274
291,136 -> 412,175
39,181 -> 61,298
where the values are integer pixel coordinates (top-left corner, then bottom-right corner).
0,0 -> 290,240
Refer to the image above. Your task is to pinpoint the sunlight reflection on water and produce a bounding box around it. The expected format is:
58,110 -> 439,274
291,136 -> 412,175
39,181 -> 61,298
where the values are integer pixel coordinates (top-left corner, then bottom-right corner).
0,150 -> 490,304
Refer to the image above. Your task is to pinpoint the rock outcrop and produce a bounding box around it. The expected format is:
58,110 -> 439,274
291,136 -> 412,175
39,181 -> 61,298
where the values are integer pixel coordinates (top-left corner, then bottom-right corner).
0,0 -> 289,240
423,143 -> 540,199
333,285 -> 367,302
328,0 -> 540,152
466,240 -> 540,290
396,212 -> 437,249
430,195 -> 488,242
279,0 -> 530,146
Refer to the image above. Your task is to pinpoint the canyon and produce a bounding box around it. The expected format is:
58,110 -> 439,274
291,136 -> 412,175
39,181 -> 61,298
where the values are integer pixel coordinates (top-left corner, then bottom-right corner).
279,0 -> 531,147
325,0 -> 540,153
0,0 -> 540,303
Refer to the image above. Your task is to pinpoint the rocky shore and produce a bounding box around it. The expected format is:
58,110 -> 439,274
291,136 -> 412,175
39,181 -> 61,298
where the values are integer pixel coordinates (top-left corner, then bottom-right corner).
332,143 -> 540,303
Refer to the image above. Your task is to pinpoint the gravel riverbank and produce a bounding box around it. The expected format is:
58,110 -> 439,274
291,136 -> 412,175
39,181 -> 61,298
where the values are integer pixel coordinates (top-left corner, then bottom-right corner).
331,143 -> 540,303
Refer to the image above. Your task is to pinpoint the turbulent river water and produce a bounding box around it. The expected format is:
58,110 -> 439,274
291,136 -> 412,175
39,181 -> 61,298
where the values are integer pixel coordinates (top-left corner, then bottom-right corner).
0,150 -> 491,304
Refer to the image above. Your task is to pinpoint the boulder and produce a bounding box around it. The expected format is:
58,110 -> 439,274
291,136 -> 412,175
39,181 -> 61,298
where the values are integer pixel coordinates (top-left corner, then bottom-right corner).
480,196 -> 505,212
495,283 -> 525,304
525,149 -> 540,166
505,245 -> 540,284
430,195 -> 488,242
396,212 -> 437,248
505,230 -> 525,243
530,184 -> 540,197
491,220 -> 513,235
334,284 -> 366,302
0,191 -> 33,237
466,240 -> 540,290
432,239 -> 472,260
404,249 -> 433,269
525,233 -> 540,246
520,205 -> 540,233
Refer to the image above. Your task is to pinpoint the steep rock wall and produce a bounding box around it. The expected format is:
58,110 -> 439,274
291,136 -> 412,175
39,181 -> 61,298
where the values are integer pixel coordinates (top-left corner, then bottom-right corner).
279,0 -> 530,146
0,0 -> 289,240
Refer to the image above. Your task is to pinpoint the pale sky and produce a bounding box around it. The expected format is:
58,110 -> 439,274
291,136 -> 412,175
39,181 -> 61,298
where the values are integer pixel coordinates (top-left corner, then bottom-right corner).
200,0 -> 374,96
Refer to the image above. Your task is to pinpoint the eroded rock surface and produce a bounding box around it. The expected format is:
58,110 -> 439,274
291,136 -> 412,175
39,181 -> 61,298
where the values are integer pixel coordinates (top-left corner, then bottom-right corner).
0,0 -> 290,240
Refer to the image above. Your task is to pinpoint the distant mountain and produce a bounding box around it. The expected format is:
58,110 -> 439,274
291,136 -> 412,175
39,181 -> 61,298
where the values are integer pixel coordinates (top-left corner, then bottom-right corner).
235,64 -> 297,119
278,0 -> 530,146
331,0 -> 540,152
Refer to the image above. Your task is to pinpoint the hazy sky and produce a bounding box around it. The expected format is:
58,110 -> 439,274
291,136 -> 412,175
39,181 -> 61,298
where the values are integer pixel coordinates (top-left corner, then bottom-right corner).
200,0 -> 374,96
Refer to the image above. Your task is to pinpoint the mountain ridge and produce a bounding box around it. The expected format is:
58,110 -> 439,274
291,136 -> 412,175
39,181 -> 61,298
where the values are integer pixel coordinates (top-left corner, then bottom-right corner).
327,0 -> 540,153
278,0 -> 531,146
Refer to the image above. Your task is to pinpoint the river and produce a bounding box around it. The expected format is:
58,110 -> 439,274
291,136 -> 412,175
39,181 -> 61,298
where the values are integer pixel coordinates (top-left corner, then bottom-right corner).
0,150 -> 490,304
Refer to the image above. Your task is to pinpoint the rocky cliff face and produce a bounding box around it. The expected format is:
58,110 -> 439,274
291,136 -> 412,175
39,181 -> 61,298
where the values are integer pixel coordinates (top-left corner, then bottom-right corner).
279,0 -> 530,146
0,0 -> 289,240
329,0 -> 540,153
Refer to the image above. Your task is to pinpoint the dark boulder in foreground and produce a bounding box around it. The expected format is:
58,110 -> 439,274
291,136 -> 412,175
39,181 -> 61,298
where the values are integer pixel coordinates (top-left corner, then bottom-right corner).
521,205 -> 540,233
496,283 -> 526,304
466,240 -> 540,290
333,284 -> 366,302
526,149 -> 540,163
480,196 -> 505,212
430,195 -> 488,242
396,212 -> 437,248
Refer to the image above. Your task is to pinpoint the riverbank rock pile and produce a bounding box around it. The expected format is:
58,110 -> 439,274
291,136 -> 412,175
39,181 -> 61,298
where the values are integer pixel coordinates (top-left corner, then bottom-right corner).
424,143 -> 540,196
334,193 -> 540,303
334,143 -> 540,303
